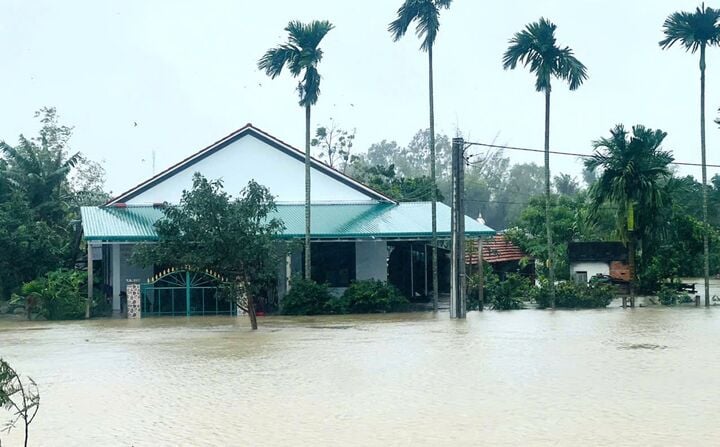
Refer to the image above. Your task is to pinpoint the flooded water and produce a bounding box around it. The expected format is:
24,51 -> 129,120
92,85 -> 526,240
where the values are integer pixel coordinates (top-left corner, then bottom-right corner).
2,308 -> 720,446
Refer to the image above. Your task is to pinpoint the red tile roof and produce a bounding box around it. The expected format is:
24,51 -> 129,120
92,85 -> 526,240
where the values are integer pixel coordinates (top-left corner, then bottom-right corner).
466,234 -> 530,265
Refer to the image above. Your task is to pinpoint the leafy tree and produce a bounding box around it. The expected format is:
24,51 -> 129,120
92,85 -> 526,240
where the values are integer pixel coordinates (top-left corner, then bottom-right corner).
585,125 -> 674,296
353,129 -> 452,179
310,121 -> 355,173
660,3 -> 720,305
258,20 -> 334,280
482,163 -> 545,230
0,108 -> 107,300
0,358 -> 40,447
554,173 -> 580,196
350,163 -> 440,202
133,174 -> 285,330
389,0 -> 452,312
503,18 -> 588,307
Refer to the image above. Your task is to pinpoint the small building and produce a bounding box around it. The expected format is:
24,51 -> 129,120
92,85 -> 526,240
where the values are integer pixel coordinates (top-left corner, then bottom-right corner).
568,242 -> 630,283
466,234 -> 534,280
80,124 -> 495,316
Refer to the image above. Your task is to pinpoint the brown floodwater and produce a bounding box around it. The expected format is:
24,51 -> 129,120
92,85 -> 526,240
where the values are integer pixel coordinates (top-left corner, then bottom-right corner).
1,307 -> 719,446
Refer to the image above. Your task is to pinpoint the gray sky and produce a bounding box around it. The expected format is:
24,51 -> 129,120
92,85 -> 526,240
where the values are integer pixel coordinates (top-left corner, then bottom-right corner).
1,0 -> 719,194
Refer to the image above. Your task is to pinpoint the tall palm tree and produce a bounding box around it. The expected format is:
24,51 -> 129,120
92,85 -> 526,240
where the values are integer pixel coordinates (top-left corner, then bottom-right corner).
502,18 -> 588,308
660,3 -> 720,307
389,0 -> 451,312
585,125 -> 674,296
258,20 -> 334,280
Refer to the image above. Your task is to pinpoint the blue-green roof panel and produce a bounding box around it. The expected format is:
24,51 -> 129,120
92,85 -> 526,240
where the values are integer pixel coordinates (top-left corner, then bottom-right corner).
81,202 -> 495,241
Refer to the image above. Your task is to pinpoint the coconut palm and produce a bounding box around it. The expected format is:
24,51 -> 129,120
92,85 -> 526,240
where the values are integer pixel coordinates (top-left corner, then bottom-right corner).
502,18 -> 588,308
585,125 -> 674,297
660,4 -> 720,306
258,20 -> 334,280
389,0 -> 451,312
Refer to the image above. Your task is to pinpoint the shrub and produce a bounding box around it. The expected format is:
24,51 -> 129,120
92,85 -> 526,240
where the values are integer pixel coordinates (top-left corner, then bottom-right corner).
280,278 -> 333,315
487,273 -> 529,310
17,269 -> 86,320
466,264 -> 500,311
534,280 -> 614,309
657,286 -> 691,306
341,280 -> 408,314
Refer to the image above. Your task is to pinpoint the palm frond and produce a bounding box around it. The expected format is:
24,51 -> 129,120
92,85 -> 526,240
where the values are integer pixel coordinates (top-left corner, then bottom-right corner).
389,0 -> 451,51
503,17 -> 585,92
660,5 -> 720,52
258,45 -> 301,78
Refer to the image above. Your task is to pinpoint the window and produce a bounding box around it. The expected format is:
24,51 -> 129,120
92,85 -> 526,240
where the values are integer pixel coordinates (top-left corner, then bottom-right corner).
310,242 -> 356,287
575,271 -> 588,284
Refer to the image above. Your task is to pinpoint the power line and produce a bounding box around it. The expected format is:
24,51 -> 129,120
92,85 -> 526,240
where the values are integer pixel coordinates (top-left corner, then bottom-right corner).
463,141 -> 720,169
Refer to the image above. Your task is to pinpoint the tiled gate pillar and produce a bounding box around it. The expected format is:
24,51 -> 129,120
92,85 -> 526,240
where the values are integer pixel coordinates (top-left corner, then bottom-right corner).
126,284 -> 141,319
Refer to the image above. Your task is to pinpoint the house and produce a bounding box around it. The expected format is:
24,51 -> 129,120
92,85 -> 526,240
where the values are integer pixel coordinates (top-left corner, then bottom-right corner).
568,242 -> 630,283
80,124 -> 495,316
465,234 -> 534,280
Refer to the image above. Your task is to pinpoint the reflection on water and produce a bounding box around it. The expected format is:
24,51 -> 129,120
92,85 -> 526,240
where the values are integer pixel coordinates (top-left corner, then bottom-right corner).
2,308 -> 720,446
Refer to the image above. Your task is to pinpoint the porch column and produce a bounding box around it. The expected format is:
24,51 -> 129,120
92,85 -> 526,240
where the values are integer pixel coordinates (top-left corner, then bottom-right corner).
112,243 -> 121,313
286,252 -> 292,293
86,242 -> 93,319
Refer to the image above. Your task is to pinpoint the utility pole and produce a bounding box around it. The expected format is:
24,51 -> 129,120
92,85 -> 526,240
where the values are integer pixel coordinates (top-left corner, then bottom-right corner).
477,235 -> 484,311
450,137 -> 466,319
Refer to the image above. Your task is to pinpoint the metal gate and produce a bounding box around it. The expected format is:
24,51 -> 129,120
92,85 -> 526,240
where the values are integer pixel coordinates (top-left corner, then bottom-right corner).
140,268 -> 236,317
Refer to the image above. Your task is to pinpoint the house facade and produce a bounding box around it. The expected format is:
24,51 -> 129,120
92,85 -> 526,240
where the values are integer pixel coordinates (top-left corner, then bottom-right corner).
81,124 -> 495,316
568,242 -> 630,284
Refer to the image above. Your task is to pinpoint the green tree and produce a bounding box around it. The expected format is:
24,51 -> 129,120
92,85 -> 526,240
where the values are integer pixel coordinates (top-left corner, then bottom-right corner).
661,3 -> 720,306
258,20 -> 334,280
133,174 -> 285,330
503,18 -> 588,308
585,125 -> 674,297
389,0 -> 452,312
0,108 -> 106,299
310,121 -> 355,173
554,173 -> 580,196
350,164 -> 440,202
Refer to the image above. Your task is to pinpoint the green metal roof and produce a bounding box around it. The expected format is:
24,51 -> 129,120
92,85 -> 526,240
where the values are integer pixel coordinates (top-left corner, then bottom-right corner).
81,202 -> 495,242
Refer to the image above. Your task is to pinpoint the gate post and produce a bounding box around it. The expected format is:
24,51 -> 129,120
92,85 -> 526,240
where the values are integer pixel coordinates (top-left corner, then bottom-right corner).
186,271 -> 191,317
127,284 -> 141,319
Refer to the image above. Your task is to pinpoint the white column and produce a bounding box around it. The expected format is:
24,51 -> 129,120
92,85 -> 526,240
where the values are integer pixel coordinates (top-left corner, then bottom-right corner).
112,244 -> 121,312
285,253 -> 292,293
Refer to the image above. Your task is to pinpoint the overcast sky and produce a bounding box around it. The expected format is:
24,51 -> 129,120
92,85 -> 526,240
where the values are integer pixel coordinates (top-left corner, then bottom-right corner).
2,0 -> 719,194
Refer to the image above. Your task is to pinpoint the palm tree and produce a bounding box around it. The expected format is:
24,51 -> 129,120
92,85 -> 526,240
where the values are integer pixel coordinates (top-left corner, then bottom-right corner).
389,0 -> 451,312
585,125 -> 674,298
258,20 -> 334,280
502,18 -> 588,308
660,3 -> 720,307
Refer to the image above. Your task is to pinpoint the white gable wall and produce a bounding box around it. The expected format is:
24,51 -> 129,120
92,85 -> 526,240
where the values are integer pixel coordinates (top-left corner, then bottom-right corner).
126,134 -> 373,204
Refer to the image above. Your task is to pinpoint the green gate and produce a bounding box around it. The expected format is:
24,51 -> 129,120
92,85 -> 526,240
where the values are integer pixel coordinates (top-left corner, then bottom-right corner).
140,268 -> 236,317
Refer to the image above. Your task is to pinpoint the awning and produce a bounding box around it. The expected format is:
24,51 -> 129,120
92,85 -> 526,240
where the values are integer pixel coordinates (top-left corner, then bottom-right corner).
81,202 -> 496,242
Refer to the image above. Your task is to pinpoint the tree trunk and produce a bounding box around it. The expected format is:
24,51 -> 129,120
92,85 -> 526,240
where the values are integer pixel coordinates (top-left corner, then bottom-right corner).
305,105 -> 312,280
700,45 -> 710,307
247,293 -> 258,330
628,232 -> 635,303
544,89 -> 555,309
429,45 -> 439,312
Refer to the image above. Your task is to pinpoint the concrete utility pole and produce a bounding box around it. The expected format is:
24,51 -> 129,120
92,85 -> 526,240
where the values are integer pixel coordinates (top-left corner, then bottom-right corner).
450,137 -> 466,319
477,233 -> 484,312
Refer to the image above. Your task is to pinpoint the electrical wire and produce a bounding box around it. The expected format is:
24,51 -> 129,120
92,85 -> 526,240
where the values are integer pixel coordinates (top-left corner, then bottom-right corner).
463,141 -> 720,169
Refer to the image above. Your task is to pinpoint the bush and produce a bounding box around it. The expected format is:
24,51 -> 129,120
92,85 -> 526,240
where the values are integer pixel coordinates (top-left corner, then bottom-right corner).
487,273 -> 529,310
341,280 -> 408,314
657,286 -> 691,306
534,280 -> 614,309
280,278 -> 333,315
17,269 -> 86,320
